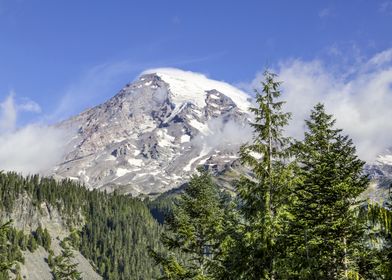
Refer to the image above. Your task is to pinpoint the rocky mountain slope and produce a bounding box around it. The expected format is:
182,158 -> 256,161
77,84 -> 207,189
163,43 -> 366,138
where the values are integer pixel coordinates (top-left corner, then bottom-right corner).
53,68 -> 253,196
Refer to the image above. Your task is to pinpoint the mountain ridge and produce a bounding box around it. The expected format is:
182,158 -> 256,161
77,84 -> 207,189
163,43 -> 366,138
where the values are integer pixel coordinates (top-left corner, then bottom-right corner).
52,68 -> 253,195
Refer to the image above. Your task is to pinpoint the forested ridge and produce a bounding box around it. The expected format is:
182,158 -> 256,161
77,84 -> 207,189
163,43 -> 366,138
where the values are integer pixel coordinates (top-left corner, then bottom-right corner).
0,172 -> 166,279
0,71 -> 392,280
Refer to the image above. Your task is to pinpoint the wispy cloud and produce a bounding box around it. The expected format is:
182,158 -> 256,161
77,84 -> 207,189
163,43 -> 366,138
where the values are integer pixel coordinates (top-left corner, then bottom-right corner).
318,8 -> 331,18
171,15 -> 181,24
0,94 -> 17,132
367,48 -> 392,67
0,92 -> 41,132
379,1 -> 392,14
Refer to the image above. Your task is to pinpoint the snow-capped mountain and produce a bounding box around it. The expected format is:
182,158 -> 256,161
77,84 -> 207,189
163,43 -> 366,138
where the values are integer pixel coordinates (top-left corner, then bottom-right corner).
53,68 -> 253,196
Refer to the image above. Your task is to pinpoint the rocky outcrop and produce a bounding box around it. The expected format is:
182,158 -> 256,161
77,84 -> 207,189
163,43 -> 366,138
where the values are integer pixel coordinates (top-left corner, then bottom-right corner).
1,195 -> 101,280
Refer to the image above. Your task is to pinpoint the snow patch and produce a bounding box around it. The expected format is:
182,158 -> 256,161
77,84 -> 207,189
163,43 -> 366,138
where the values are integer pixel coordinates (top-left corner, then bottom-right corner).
105,155 -> 116,161
209,103 -> 220,108
180,134 -> 190,143
128,158 -> 144,167
183,146 -> 210,172
116,168 -> 131,177
189,119 -> 210,135
157,129 -> 175,147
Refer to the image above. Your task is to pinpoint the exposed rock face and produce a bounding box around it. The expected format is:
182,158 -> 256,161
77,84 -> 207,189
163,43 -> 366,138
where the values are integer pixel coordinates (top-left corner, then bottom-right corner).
53,68 -> 253,195
0,195 -> 68,238
363,150 -> 392,202
1,195 -> 101,280
19,240 -> 102,280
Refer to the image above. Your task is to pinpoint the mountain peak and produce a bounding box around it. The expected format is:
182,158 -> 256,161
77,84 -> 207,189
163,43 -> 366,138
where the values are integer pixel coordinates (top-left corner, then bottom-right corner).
141,68 -> 252,112
54,68 -> 252,195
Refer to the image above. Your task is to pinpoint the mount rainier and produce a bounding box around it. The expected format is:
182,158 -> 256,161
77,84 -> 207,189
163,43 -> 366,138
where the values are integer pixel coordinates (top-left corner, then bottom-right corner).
53,68 -> 253,196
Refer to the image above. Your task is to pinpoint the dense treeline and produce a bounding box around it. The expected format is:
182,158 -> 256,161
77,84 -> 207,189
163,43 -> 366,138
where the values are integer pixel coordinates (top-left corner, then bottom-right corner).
153,71 -> 392,280
0,172 -> 165,279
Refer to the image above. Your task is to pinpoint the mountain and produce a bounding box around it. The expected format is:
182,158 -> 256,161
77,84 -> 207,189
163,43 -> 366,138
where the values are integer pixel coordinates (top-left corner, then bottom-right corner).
362,150 -> 392,202
53,68 -> 253,196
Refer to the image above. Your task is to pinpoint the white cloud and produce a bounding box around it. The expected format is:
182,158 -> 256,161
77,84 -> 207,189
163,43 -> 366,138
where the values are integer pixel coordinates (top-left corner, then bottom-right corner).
319,8 -> 331,18
0,124 -> 67,174
0,94 -> 67,175
0,94 -> 17,132
249,50 -> 392,162
17,98 -> 41,113
192,116 -> 253,151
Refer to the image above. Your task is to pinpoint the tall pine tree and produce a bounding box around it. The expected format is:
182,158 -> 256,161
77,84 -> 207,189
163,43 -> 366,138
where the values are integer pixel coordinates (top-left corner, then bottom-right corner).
288,103 -> 369,279
233,71 -> 295,279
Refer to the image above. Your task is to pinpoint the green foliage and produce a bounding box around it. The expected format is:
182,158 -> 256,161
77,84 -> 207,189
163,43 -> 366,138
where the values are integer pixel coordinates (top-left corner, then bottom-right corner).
27,234 -> 38,252
51,241 -> 81,280
33,225 -> 51,251
288,103 -> 369,279
232,70 -> 295,279
152,168 -> 226,279
0,220 -> 13,278
0,172 -> 166,279
363,193 -> 392,279
147,190 -> 179,225
0,220 -> 28,280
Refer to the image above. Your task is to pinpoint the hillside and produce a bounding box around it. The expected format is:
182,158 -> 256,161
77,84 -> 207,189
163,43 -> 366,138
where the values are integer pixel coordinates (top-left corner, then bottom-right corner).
0,172 -> 165,279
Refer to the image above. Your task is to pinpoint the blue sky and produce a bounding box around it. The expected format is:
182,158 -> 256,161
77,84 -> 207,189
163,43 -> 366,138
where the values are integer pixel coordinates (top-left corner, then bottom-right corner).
1,0 -> 392,125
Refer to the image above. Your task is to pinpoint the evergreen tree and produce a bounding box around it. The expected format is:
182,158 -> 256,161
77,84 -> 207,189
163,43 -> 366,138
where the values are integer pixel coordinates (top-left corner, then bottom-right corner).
232,71 -> 294,279
364,187 -> 392,279
52,241 -> 82,280
288,103 -> 369,279
27,235 -> 38,252
151,167 -> 225,279
0,221 -> 13,274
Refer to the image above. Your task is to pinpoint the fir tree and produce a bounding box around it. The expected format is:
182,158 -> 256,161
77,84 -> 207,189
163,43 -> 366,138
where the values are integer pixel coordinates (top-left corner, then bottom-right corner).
233,71 -> 294,279
151,167 -> 225,279
0,221 -> 13,274
52,241 -> 82,280
289,103 -> 369,279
